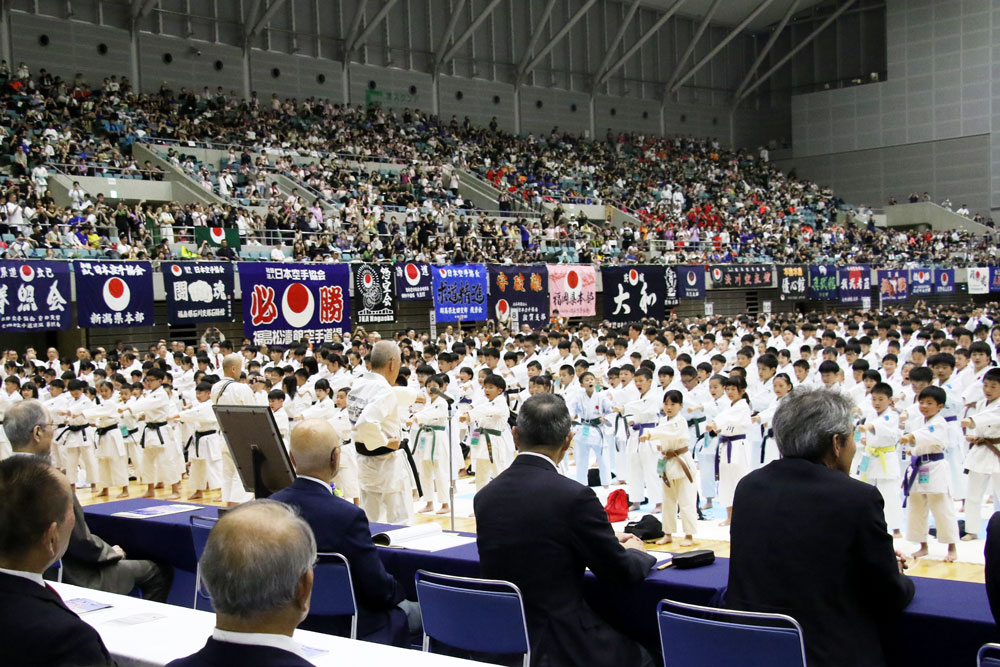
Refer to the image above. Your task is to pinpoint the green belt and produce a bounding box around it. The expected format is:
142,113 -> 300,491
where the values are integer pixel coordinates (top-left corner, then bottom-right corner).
577,418 -> 603,427
416,424 -> 446,461
687,416 -> 706,439
482,428 -> 502,463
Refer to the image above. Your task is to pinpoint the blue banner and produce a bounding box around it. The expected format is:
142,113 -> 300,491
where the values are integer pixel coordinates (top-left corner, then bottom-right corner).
935,268 -> 955,294
991,267 -> 1000,293
878,269 -> 908,303
0,261 -> 71,331
432,264 -> 488,322
838,265 -> 871,305
678,265 -> 705,300
778,265 -> 807,301
808,265 -> 839,301
909,268 -> 933,295
488,265 -> 549,327
709,264 -> 774,289
76,260 -> 154,328
395,262 -> 433,300
239,263 -> 351,345
162,261 -> 235,326
602,266 -> 667,323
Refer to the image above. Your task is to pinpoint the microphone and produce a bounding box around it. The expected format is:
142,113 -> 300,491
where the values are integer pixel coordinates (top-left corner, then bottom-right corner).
428,386 -> 454,405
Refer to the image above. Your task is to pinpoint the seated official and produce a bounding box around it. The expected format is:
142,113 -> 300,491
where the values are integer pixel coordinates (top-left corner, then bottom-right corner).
475,393 -> 657,667
5,399 -> 173,602
271,419 -> 419,646
985,511 -> 1000,625
166,500 -> 316,667
726,389 -> 914,667
0,456 -> 115,666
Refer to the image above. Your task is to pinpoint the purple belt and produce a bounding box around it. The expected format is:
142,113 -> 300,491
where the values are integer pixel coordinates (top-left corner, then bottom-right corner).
631,422 -> 658,437
901,452 -> 945,507
944,416 -> 957,422
719,434 -> 746,464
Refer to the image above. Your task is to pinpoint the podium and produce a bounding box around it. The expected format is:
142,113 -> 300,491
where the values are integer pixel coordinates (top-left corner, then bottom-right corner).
212,405 -> 295,498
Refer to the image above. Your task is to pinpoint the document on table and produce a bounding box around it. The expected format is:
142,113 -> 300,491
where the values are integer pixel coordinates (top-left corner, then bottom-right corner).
111,504 -> 202,519
372,523 -> 476,552
65,598 -> 113,614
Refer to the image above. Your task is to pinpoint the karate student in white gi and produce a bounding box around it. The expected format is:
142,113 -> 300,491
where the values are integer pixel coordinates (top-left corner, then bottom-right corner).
930,353 -> 967,504
568,371 -> 613,488
0,375 -> 23,460
121,369 -> 182,500
856,382 -> 903,536
328,386 -> 360,505
81,381 -> 129,499
642,389 -> 697,546
900,386 -> 959,562
408,373 -> 461,515
960,368 -> 1000,540
175,381 -> 223,500
619,368 -> 663,512
461,373 -> 514,496
694,374 -> 726,509
57,379 -> 97,489
120,382 -> 144,477
706,375 -> 753,527
268,389 -> 291,446
211,354 -> 258,505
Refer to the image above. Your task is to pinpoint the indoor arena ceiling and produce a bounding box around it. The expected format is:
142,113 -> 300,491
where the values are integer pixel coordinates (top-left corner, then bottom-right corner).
642,0 -> 833,29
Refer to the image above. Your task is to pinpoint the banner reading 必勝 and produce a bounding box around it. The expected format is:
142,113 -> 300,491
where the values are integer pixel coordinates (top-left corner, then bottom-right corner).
909,268 -> 933,296
808,265 -> 839,301
838,265 -> 871,305
779,265 -> 807,301
0,261 -> 71,331
432,264 -> 488,323
239,262 -> 351,345
395,262 -> 433,300
195,227 -> 241,251
162,261 -> 234,326
489,265 -> 549,328
968,267 -> 989,295
353,263 -> 396,325
546,264 -> 596,317
602,266 -> 666,323
76,260 -> 154,328
678,265 -> 705,300
935,269 -> 955,294
878,269 -> 908,303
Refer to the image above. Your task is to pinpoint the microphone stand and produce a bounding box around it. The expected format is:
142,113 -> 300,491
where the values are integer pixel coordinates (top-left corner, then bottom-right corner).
431,386 -> 458,532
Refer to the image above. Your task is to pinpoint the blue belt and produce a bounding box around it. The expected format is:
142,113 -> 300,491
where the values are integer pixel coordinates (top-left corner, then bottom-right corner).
901,452 -> 946,507
458,397 -> 472,405
944,416 -> 957,423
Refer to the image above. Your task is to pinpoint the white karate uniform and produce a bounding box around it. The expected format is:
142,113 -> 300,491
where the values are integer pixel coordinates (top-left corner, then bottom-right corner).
904,413 -> 959,545
177,400 -> 223,492
962,397 -> 1000,536
0,391 -> 22,460
467,394 -> 514,492
411,395 -> 462,506
624,388 -> 664,507
59,394 -> 98,485
211,378 -> 257,504
713,398 -> 753,508
939,377 -> 967,500
858,407 -> 903,532
130,387 -> 182,487
647,413 -> 698,536
83,399 -> 128,490
568,390 -> 613,487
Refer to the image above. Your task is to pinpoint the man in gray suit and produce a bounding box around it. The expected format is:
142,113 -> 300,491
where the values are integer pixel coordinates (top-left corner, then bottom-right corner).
5,400 -> 172,601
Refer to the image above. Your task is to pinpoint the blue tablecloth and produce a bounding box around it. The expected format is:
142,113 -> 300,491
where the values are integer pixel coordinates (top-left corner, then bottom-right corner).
83,499 -> 998,665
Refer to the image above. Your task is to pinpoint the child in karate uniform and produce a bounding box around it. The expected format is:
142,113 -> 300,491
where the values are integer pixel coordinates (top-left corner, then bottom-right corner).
960,368 -> 1000,540
408,373 -> 461,514
568,372 -> 613,488
694,375 -> 726,510
706,375 -> 753,527
642,390 -> 697,546
857,382 -> 903,536
175,381 -> 223,500
267,389 -> 291,446
754,373 -> 793,467
461,374 -> 514,494
900,386 -> 959,562
58,379 -> 97,489
82,381 -> 129,499
329,387 -> 360,505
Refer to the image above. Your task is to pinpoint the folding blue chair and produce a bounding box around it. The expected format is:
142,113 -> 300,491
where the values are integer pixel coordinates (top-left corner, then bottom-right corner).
309,552 -> 358,639
46,558 -> 63,583
415,570 -> 530,667
657,599 -> 807,667
979,643 -> 1000,667
189,515 -> 218,609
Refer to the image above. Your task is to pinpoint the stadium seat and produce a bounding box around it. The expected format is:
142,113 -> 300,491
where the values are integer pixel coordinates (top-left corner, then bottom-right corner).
1,234 -> 14,243
979,643 -> 1000,667
415,570 -> 530,667
656,599 -> 806,667
189,515 -> 218,610
308,552 -> 358,640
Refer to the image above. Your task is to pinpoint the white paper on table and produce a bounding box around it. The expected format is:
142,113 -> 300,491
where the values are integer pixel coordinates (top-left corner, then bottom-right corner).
105,613 -> 166,625
111,504 -> 202,519
372,523 -> 477,552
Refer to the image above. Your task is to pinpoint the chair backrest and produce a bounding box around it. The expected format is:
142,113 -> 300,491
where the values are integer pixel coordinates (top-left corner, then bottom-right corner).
979,643 -> 1000,667
189,515 -> 218,609
309,552 -> 358,639
46,559 -> 63,583
415,570 -> 530,662
657,599 -> 807,667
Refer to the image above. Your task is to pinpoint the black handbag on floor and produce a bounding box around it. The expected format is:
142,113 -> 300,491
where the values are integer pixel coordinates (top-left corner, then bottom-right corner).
624,514 -> 665,541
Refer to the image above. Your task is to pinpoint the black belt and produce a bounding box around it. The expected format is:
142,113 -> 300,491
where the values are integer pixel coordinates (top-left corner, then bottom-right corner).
193,429 -> 216,458
56,424 -> 88,443
579,418 -> 603,427
354,440 -> 422,496
96,424 -> 118,437
142,421 -> 167,448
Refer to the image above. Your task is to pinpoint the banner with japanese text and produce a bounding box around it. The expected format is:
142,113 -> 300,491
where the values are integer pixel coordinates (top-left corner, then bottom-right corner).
239,262 -> 351,345
394,262 -> 433,301
968,267 -> 989,295
432,264 -> 488,323
678,265 -> 705,300
778,265 -> 807,301
709,264 -> 774,289
162,261 -> 234,326
878,269 -> 908,303
837,265 -> 871,305
601,266 -> 666,323
75,260 -> 154,328
0,261 -> 70,331
991,267 -> 1000,293
808,265 -> 839,301
935,269 -> 955,294
909,268 -> 933,296
488,265 -> 549,328
546,264 -> 596,317
352,263 -> 396,325
662,265 -> 680,307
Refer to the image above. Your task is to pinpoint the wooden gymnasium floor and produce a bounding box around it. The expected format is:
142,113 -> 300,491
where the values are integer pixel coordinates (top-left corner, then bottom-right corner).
79,474 -> 986,585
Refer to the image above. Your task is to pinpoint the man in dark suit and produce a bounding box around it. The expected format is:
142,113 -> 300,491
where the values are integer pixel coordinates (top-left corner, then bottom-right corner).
475,393 -> 656,667
4,399 -> 173,601
166,500 -> 316,667
270,419 -> 417,646
985,511 -> 1000,624
727,389 -> 914,667
0,455 -> 115,666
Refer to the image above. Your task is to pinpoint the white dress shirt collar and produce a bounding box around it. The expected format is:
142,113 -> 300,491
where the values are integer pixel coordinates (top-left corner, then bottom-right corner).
298,475 -> 333,494
212,629 -> 304,657
517,451 -> 558,469
0,567 -> 45,587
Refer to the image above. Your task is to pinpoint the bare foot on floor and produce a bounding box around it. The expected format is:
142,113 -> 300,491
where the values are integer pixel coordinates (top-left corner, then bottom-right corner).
419,503 -> 434,513
436,506 -> 451,515
944,550 -> 958,563
95,489 -> 109,498
718,519 -> 731,527
655,536 -> 673,545
165,492 -> 181,500
115,491 -> 130,499
143,491 -> 156,499
188,492 -> 204,500
679,538 -> 695,547
961,533 -> 978,541
911,546 -> 928,559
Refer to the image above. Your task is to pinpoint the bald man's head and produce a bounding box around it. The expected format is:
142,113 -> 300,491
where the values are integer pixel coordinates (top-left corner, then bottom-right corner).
222,354 -> 242,379
289,419 -> 341,480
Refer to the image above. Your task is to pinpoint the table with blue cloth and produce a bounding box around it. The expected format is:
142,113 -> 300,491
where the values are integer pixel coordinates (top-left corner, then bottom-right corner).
83,499 -> 997,666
